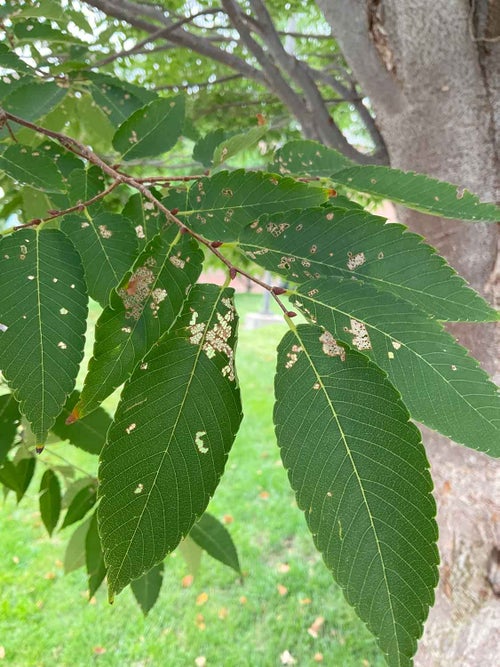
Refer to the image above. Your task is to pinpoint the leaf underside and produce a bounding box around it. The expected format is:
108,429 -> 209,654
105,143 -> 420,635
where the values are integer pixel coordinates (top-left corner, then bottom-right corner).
274,325 -> 438,667
98,284 -> 243,598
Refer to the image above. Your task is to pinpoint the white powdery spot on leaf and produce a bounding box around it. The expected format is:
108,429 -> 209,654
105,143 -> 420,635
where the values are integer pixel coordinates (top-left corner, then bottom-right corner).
195,430 -> 209,454
134,483 -> 144,494
169,254 -> 185,269
98,224 -> 112,239
319,331 -> 346,360
0,323 -> 8,332
345,319 -> 372,351
347,251 -> 366,270
135,225 -> 145,239
126,423 -> 136,434
392,340 -> 402,350
117,266 -> 155,320
59,308 -> 68,315
57,341 -> 67,350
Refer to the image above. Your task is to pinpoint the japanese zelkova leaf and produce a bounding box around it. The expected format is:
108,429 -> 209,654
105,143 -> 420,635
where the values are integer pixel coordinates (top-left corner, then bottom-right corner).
34,140 -> 84,180
0,144 -> 66,193
39,469 -> 61,536
98,284 -> 242,598
292,278 -> 500,455
1,81 -> 67,130
67,166 -> 107,214
0,393 -> 20,464
131,562 -> 164,616
64,514 -> 92,574
86,512 -> 107,598
112,96 -> 185,161
75,229 -> 203,418
193,128 -> 232,168
239,207 -> 498,322
212,124 -> 268,166
52,391 -> 112,455
0,43 -> 35,75
61,212 -> 138,307
61,480 -> 97,529
271,140 -> 354,177
0,228 -> 88,446
189,512 -> 241,574
182,170 -> 328,242
274,324 -> 438,667
331,165 -> 500,222
86,72 -> 157,127
0,455 -> 36,503
122,192 -> 163,250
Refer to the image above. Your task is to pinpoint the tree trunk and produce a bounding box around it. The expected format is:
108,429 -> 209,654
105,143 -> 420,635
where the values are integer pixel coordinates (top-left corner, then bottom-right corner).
317,1 -> 500,663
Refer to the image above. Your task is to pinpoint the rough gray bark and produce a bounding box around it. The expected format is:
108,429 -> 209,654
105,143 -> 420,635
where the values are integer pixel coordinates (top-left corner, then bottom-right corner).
317,0 -> 500,663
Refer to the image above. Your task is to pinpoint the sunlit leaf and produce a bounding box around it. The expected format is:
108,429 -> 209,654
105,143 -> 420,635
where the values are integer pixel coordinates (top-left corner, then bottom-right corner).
239,207 -> 498,321
0,228 -> 88,446
131,562 -> 164,615
112,96 -> 185,161
76,228 -> 203,418
98,284 -> 242,598
275,324 -> 438,666
39,469 -> 61,536
271,140 -> 353,176
213,124 -> 268,166
61,212 -> 138,306
291,278 -> 500,455
193,128 -> 231,167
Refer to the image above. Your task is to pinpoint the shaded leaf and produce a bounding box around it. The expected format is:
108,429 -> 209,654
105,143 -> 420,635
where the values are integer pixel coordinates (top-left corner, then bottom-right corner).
52,390 -> 112,455
85,512 -> 107,598
189,512 -> 241,574
0,455 -> 36,503
292,278 -> 500,455
271,140 -> 353,177
193,128 -> 231,168
61,480 -> 97,529
98,284 -> 242,598
61,212 -> 138,307
183,170 -> 328,242
239,207 -> 498,322
275,324 -> 438,667
112,96 -> 185,161
0,393 -> 20,464
39,469 -> 61,536
34,139 -> 84,180
0,228 -> 88,446
122,191 -> 163,250
86,72 -> 156,127
76,229 -> 203,418
1,81 -> 67,128
0,43 -> 35,75
0,144 -> 65,193
64,515 -> 92,574
131,562 -> 164,615
67,166 -> 107,214
332,165 -> 500,222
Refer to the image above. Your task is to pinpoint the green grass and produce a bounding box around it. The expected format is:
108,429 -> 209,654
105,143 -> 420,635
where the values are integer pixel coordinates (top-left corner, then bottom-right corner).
0,292 -> 384,667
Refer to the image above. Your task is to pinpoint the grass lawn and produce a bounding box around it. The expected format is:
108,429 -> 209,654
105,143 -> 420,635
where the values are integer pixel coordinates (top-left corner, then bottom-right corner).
0,291 -> 384,667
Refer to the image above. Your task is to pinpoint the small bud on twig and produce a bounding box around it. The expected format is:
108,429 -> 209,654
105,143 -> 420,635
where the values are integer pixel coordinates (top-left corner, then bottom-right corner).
286,311 -> 297,318
211,241 -> 223,248
229,267 -> 237,280
271,286 -> 287,295
170,208 -> 179,215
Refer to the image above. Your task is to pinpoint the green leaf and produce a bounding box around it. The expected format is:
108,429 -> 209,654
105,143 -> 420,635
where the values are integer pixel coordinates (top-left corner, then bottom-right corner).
86,512 -> 107,598
0,393 -> 20,464
34,140 -> 84,180
0,43 -> 34,75
0,455 -> 36,502
331,165 -> 500,222
183,170 -> 328,242
275,324 -> 438,666
0,144 -> 65,193
67,166 -> 107,214
131,562 -> 164,616
122,191 -> 164,250
61,212 -> 138,307
239,207 -> 498,322
0,228 -> 88,446
13,20 -> 84,44
193,128 -> 231,168
98,284 -> 242,598
291,278 -> 500,455
1,81 -> 67,127
51,390 -> 112,455
112,95 -> 185,161
189,512 -> 241,574
64,515 -> 92,574
271,140 -> 353,176
76,229 -> 203,418
39,469 -> 61,536
213,125 -> 268,166
178,536 -> 202,575
86,72 -> 157,127
61,480 -> 97,529
21,187 -> 51,221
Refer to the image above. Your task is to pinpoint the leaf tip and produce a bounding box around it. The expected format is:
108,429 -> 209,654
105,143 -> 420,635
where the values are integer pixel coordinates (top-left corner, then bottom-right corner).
65,406 -> 81,425
35,444 -> 45,454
